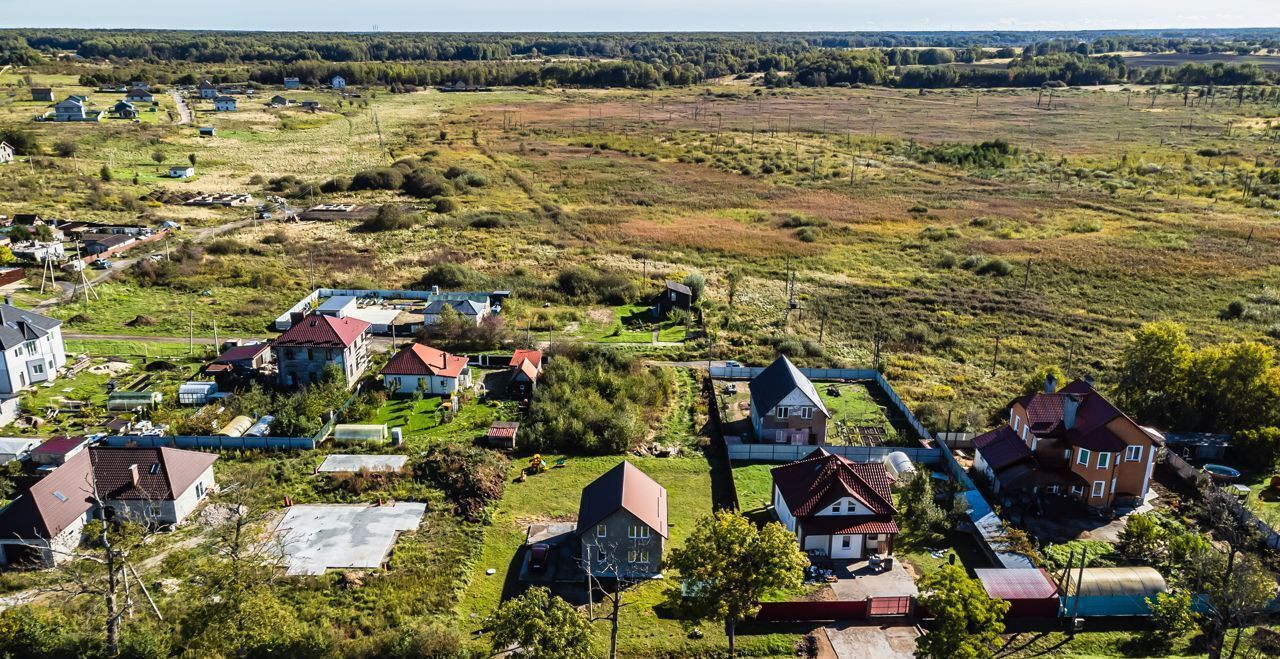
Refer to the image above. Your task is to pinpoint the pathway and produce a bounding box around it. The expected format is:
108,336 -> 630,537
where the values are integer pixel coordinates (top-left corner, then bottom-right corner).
171,90 -> 191,125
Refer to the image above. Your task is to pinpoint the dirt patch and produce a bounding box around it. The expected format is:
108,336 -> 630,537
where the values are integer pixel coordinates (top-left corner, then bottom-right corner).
88,360 -> 133,376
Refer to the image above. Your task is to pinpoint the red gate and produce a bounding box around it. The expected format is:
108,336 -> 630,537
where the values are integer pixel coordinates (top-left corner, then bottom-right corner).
868,596 -> 911,617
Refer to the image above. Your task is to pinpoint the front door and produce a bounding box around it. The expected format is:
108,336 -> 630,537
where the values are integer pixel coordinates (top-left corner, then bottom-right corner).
830,534 -> 863,559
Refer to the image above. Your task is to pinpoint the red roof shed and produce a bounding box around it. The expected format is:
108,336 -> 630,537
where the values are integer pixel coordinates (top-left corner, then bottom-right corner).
975,568 -> 1061,619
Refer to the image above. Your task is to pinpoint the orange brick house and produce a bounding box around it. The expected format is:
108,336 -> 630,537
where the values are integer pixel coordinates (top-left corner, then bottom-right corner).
974,377 -> 1162,512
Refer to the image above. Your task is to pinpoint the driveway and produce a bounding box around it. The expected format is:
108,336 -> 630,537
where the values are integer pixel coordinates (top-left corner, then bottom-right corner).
828,560 -> 919,601
171,90 -> 191,124
824,624 -> 918,659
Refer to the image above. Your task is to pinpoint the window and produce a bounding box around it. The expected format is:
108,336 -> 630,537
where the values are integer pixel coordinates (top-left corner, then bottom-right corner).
775,407 -> 789,419
1091,481 -> 1106,498
195,481 -> 206,498
1126,445 -> 1143,462
841,536 -> 852,549
147,503 -> 162,519
149,463 -> 160,475
1076,448 -> 1091,467
596,524 -> 607,538
1097,452 -> 1111,469
830,502 -> 842,513
1069,485 -> 1084,496
31,363 -> 43,375
628,525 -> 650,540
1046,485 -> 1060,494
1012,416 -> 1020,431
51,490 -> 67,502
22,341 -> 36,355
800,407 -> 813,420
628,550 -> 652,563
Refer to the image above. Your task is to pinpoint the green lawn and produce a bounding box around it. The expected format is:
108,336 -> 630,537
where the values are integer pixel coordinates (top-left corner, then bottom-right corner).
459,454 -> 801,657
817,383 -> 897,444
732,462 -> 776,513
578,304 -> 689,344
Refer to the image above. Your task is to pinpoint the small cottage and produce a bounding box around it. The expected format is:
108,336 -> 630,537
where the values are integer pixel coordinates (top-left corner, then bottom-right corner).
331,75 -> 347,90
169,166 -> 195,179
198,126 -> 216,138
112,101 -> 137,119
283,77 -> 301,90
198,80 -> 218,100
653,280 -> 693,318
270,95 -> 289,106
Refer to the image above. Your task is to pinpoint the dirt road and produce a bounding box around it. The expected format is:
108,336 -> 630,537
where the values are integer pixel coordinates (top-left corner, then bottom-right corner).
171,90 -> 191,125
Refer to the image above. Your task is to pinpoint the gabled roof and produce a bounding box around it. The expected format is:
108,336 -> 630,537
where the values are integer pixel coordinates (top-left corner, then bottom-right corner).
198,80 -> 216,89
576,461 -> 668,538
424,299 -> 486,316
88,447 -> 217,501
771,448 -> 896,518
31,436 -> 88,457
215,342 -> 271,363
973,425 -> 1034,471
0,141 -> 14,152
0,304 -> 60,350
125,88 -> 151,98
382,343 -> 468,378
749,355 -> 829,418
82,233 -> 133,248
509,349 -> 542,368
664,280 -> 692,296
275,314 -> 369,349
1013,379 -> 1136,452
214,96 -> 237,103
0,449 -> 94,540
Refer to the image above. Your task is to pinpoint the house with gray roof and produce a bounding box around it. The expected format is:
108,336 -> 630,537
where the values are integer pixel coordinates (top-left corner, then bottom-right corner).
0,304 -> 66,394
749,355 -> 830,445
576,461 -> 668,579
423,298 -> 491,326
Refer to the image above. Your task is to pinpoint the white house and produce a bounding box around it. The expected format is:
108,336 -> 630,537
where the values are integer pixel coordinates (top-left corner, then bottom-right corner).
331,75 -> 347,90
169,165 -> 195,179
770,448 -> 899,560
381,343 -> 471,395
0,304 -> 66,394
214,96 -> 238,112
0,141 -> 13,165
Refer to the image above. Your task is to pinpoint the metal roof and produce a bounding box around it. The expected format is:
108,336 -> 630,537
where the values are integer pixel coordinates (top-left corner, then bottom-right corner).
748,354 -> 830,418
976,568 -> 1059,600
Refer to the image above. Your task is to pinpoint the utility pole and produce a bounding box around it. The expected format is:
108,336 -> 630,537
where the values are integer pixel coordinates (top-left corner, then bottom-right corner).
990,336 -> 1000,377
188,308 -> 194,355
1022,260 -> 1032,291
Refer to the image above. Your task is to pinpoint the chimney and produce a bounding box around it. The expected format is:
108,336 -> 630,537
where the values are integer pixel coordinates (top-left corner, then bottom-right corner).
1083,373 -> 1096,388
128,464 -> 140,487
1062,396 -> 1079,430
1045,373 -> 1058,394
4,295 -> 12,307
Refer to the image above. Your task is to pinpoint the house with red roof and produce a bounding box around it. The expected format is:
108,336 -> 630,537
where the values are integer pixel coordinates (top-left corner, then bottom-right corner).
507,348 -> 542,400
771,448 -> 898,560
381,342 -> 471,395
272,313 -> 371,389
975,376 -> 1162,511
0,446 -> 216,567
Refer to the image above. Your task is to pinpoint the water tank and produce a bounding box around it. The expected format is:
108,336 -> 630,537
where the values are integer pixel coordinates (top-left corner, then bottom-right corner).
883,451 -> 917,479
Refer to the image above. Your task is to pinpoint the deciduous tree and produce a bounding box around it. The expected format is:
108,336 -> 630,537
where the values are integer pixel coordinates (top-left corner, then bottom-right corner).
488,587 -> 592,658
915,564 -> 1009,659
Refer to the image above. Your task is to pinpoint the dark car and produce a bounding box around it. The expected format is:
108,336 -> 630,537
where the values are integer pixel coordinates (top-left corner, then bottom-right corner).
528,543 -> 550,571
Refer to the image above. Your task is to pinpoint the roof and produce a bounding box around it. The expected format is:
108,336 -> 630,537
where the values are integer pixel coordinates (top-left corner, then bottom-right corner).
509,349 -> 542,368
0,304 -> 60,350
125,88 -> 151,97
82,233 -> 133,248
424,299 -> 486,316
771,448 -> 896,518
214,96 -> 237,102
516,359 -> 539,382
976,568 -> 1059,600
199,80 -> 216,88
216,342 -> 271,363
577,461 -> 668,538
382,343 -> 468,378
275,313 -> 369,349
749,355 -> 830,418
488,421 -> 519,438
664,280 -> 692,296
973,425 -> 1033,471
316,296 -> 357,313
1014,380 -> 1136,453
87,447 -> 217,501
0,449 -> 94,540
800,516 -> 899,536
1062,567 -> 1168,598
31,436 -> 87,457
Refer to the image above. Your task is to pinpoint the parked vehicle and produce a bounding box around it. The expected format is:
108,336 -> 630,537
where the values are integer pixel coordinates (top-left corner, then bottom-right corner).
528,543 -> 550,571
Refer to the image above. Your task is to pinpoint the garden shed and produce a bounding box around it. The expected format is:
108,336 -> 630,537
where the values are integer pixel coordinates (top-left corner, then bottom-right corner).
976,568 -> 1060,619
1060,566 -> 1167,617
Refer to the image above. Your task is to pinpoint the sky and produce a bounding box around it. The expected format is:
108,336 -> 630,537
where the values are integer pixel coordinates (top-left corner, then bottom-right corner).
1,0 -> 1278,32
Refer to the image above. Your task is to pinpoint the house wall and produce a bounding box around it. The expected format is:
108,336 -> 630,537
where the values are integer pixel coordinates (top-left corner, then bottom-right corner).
580,509 -> 664,578
383,372 -> 468,396
813,496 -> 874,516
753,388 -> 828,444
0,324 -> 66,395
773,484 -> 796,532
0,512 -> 89,566
275,332 -> 369,389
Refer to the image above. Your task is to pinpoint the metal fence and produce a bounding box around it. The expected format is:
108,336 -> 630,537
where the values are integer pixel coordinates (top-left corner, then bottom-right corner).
727,443 -> 941,465
103,435 -> 318,450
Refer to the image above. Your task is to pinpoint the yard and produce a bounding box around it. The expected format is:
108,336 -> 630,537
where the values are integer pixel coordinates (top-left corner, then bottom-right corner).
458,454 -> 803,657
817,382 -> 898,446
574,304 -> 689,344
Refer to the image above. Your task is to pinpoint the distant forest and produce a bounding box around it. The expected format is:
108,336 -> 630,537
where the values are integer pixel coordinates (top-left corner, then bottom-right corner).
5,28 -> 1280,90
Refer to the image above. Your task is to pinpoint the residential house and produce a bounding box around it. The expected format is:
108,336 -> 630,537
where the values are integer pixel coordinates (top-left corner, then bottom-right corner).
81,233 -> 135,255
423,298 -> 490,326
112,100 -> 137,119
0,142 -> 13,165
198,80 -> 218,100
205,341 -> 272,385
507,348 -> 542,400
51,96 -> 88,122
0,438 -> 40,465
273,313 -> 371,389
653,280 -> 693,318
976,376 -> 1163,511
331,75 -> 347,90
576,461 -> 668,579
124,88 -> 154,104
30,88 -> 54,103
0,304 -> 66,395
771,448 -> 898,559
169,165 -> 195,179
749,355 -> 831,445
127,81 -> 150,91
283,77 -> 301,89
0,447 -> 217,566
381,343 -> 471,395
213,96 -> 238,112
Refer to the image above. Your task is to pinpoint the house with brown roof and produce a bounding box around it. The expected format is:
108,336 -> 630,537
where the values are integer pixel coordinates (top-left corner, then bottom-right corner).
771,448 -> 898,560
381,342 -> 470,395
975,376 -> 1162,511
205,341 -> 273,382
507,348 -> 542,400
576,461 -> 668,579
273,313 -> 371,389
0,446 -> 217,566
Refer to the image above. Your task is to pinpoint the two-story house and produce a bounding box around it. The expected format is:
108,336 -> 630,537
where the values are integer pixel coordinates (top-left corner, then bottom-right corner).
214,96 -> 238,112
0,304 -> 66,394
975,376 -> 1162,511
749,355 -> 831,445
273,313 -> 371,389
576,461 -> 668,580
771,448 -> 898,560
198,80 -> 218,100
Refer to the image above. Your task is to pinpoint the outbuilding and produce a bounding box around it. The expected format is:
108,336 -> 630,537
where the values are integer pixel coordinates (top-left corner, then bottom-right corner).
1060,566 -> 1168,617
976,568 -> 1061,619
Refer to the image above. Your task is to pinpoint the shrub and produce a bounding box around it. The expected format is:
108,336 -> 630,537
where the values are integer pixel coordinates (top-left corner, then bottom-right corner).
959,255 -> 985,270
1222,299 -> 1247,319
555,267 -> 637,305
419,262 -> 487,289
795,227 -> 820,242
935,252 -> 958,269
467,212 -> 504,229
350,167 -> 405,191
414,445 -> 508,522
402,169 -> 448,198
0,128 -> 39,155
359,205 -> 419,232
975,258 -> 1013,276
432,196 -> 459,213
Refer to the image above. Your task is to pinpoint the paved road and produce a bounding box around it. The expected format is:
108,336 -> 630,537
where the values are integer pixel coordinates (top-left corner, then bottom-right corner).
171,90 -> 191,125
